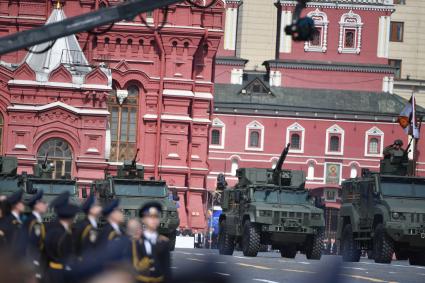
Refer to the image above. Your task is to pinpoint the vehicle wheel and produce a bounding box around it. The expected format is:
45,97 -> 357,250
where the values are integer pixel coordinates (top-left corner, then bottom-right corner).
169,232 -> 176,251
341,224 -> 361,262
367,250 -> 374,260
395,250 -> 409,261
306,228 -> 323,260
280,246 -> 297,258
409,252 -> 425,266
373,223 -> 394,264
242,220 -> 260,257
218,220 -> 235,255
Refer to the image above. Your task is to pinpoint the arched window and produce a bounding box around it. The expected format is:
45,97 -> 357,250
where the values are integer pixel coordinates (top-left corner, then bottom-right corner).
350,165 -> 358,178
305,8 -> 328,52
0,113 -> 3,155
330,136 -> 340,152
290,133 -> 300,150
37,138 -> 73,179
231,158 -> 239,176
108,82 -> 139,162
249,131 -> 260,147
338,10 -> 363,54
369,138 -> 379,154
211,129 -> 221,145
307,162 -> 315,180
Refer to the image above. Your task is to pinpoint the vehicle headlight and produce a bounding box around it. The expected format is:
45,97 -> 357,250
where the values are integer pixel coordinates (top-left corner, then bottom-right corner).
258,210 -> 272,217
311,213 -> 321,220
392,212 -> 403,220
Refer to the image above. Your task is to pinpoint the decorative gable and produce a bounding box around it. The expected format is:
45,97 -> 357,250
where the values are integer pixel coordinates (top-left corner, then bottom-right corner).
13,62 -> 36,81
241,78 -> 273,96
49,65 -> 73,83
85,67 -> 108,85
114,60 -> 131,73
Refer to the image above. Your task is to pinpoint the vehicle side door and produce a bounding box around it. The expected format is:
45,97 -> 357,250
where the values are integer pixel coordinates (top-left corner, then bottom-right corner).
358,180 -> 374,230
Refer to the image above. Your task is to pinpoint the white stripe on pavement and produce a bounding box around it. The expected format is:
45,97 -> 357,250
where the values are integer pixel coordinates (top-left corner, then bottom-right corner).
253,279 -> 280,283
343,267 -> 367,271
234,256 -> 251,259
215,272 -> 231,276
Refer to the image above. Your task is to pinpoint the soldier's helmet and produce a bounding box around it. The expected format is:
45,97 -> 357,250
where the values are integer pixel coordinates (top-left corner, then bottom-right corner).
394,139 -> 403,146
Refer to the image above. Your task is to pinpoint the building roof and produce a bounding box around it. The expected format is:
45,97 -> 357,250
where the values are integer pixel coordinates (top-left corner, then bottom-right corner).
23,6 -> 92,84
214,75 -> 423,121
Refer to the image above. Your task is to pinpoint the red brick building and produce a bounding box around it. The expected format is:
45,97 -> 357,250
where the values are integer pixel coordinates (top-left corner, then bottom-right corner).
0,0 -> 225,231
208,0 -> 424,237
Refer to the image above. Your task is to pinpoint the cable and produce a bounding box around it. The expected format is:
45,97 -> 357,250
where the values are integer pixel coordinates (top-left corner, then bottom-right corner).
186,0 -> 218,9
25,40 -> 56,54
139,6 -> 169,31
88,22 -> 115,35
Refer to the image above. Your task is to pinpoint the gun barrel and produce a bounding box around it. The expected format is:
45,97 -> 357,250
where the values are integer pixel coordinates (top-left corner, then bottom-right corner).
274,143 -> 291,172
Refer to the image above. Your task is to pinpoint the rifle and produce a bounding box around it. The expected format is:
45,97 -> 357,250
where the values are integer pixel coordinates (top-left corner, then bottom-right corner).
42,153 -> 49,169
132,149 -> 140,167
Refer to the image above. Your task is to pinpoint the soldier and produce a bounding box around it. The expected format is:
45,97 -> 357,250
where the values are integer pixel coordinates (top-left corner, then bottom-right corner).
126,218 -> 143,241
73,194 -> 102,258
98,199 -> 124,245
0,190 -> 24,251
383,139 -> 405,158
44,192 -> 80,283
130,201 -> 171,283
23,190 -> 48,280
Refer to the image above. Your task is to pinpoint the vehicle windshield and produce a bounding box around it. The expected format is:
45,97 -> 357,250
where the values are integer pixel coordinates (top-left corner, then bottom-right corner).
381,179 -> 425,198
113,182 -> 168,197
31,182 -> 77,195
253,188 -> 309,204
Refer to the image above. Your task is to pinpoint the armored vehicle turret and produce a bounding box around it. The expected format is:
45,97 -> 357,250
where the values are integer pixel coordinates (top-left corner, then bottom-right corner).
338,140 -> 425,266
218,144 -> 325,258
93,149 -> 180,250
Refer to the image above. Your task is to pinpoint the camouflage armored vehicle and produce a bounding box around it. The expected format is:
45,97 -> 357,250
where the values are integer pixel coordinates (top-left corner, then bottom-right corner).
0,156 -> 26,197
25,157 -> 79,222
93,150 -> 180,249
338,141 -> 425,265
218,144 -> 325,258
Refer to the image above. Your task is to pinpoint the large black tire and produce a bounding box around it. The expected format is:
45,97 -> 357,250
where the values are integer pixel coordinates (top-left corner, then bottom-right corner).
395,250 -> 409,261
218,221 -> 235,255
169,232 -> 176,251
341,224 -> 361,262
306,228 -> 324,260
373,223 -> 394,264
409,252 -> 425,266
242,220 -> 260,257
280,246 -> 297,258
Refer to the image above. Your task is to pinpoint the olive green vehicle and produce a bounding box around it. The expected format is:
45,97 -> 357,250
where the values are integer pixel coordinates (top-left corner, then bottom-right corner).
92,150 -> 180,250
338,143 -> 425,266
0,156 -> 26,197
218,144 -> 325,258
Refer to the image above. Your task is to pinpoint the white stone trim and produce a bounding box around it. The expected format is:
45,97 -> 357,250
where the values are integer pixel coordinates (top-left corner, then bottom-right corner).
338,10 -> 363,54
192,118 -> 211,123
14,144 -> 27,150
325,124 -> 345,155
163,89 -> 195,97
377,16 -> 390,58
231,69 -> 243,85
279,10 -> 293,53
364,126 -> 384,157
161,114 -> 192,121
224,7 -> 238,50
285,122 -> 305,153
245,120 -> 265,151
210,118 -> 226,149
194,92 -> 213,100
304,8 -> 328,53
8,79 -> 111,90
8,101 -> 110,115
278,1 -> 395,12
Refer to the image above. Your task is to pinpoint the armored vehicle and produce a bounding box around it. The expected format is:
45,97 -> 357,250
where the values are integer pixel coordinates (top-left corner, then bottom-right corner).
218,144 -> 325,258
0,156 -> 24,197
338,141 -> 425,265
93,150 -> 180,249
25,157 -> 79,222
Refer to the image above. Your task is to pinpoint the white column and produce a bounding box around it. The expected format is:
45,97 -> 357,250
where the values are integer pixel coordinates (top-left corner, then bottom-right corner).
269,70 -> 282,87
231,68 -> 243,85
279,10 -> 292,54
382,76 -> 389,92
224,7 -> 238,51
377,16 -> 384,58
388,76 -> 394,94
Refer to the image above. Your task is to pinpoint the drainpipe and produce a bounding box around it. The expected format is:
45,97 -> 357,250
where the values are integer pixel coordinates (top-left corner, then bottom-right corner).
153,12 -> 165,179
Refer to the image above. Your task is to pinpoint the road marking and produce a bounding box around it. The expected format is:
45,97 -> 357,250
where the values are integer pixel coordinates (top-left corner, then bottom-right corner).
340,274 -> 398,283
282,268 -> 315,274
234,256 -> 251,259
215,261 -> 227,264
171,267 -> 178,269
296,261 -> 311,265
175,251 -> 193,255
359,262 -> 425,270
253,279 -> 279,283
236,263 -> 272,270
193,253 -> 205,256
186,258 -> 206,263
343,267 -> 367,271
215,272 -> 231,276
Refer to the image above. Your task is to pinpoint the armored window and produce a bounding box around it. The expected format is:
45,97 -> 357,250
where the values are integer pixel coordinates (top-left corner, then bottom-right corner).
211,130 -> 221,145
249,131 -> 260,147
108,82 -> 139,162
369,138 -> 379,154
329,136 -> 340,152
0,113 -> 3,155
290,134 -> 300,150
37,138 -> 73,179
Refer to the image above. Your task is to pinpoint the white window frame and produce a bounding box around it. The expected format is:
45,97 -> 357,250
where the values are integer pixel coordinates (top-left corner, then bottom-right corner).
364,126 -> 384,157
325,124 -> 344,155
338,10 -> 363,54
285,122 -> 305,153
245,121 -> 264,151
304,8 -> 328,53
209,118 -> 226,149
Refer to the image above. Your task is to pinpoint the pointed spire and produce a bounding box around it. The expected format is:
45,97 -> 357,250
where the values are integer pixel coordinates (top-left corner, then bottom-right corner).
56,1 -> 62,10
